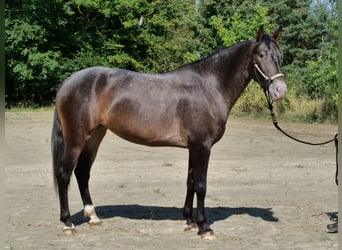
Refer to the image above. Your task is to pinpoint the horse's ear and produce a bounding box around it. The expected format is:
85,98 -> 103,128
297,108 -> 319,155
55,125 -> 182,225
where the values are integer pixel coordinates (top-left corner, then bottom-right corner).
272,27 -> 282,42
256,25 -> 264,42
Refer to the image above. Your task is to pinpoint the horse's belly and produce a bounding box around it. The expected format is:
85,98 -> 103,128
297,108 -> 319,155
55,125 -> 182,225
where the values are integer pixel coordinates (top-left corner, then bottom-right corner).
103,112 -> 187,147
109,124 -> 187,147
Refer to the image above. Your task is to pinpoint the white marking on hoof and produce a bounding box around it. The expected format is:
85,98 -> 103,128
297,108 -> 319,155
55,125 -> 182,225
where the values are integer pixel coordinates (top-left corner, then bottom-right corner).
84,204 -> 102,227
89,218 -> 102,228
63,223 -> 76,235
184,223 -> 198,232
201,231 -> 217,240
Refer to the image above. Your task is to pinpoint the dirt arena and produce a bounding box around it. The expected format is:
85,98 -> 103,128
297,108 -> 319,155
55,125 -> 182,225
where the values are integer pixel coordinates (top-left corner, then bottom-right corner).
5,111 -> 338,249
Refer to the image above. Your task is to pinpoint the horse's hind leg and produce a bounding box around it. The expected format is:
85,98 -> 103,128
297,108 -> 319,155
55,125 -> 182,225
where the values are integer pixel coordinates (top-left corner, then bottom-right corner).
74,126 -> 107,228
56,145 -> 83,235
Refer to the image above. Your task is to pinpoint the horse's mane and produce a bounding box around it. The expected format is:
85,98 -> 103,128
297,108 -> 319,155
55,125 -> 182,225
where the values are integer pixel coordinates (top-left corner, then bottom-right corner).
173,40 -> 253,72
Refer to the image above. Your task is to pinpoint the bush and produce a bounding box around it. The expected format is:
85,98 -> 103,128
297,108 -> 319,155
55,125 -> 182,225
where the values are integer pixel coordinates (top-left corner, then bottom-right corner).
232,84 -> 337,124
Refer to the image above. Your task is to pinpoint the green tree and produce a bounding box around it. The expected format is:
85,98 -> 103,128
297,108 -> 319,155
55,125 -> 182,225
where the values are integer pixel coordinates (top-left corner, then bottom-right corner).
5,0 -> 338,122
296,1 -> 338,121
263,0 -> 337,68
193,0 -> 272,58
261,0 -> 337,121
5,0 -> 198,105
208,1 -> 271,46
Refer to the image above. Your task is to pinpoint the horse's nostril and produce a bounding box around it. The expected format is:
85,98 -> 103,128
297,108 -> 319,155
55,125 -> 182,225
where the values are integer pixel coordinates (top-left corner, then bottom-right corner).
276,85 -> 286,95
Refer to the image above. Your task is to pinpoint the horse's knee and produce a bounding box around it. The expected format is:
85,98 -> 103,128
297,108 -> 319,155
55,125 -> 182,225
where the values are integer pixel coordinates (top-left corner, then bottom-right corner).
194,181 -> 207,196
56,169 -> 72,187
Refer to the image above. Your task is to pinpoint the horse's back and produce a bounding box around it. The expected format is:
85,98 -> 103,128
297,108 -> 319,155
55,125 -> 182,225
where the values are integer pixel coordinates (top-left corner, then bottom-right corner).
58,66 -> 116,94
57,66 -> 139,112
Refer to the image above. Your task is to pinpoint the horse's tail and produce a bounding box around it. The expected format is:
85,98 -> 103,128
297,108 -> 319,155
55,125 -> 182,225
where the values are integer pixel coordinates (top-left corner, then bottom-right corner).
51,108 -> 64,193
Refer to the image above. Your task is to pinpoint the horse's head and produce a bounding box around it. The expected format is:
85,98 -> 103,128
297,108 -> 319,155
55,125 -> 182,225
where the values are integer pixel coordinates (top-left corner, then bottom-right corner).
252,26 -> 287,102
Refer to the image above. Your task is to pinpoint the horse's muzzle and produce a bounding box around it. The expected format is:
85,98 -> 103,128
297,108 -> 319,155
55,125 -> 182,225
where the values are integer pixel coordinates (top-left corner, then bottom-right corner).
269,79 -> 287,102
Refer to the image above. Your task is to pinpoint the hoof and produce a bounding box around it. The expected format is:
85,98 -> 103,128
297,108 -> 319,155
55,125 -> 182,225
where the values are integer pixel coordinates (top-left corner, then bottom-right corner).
201,230 -> 217,240
89,220 -> 102,228
184,223 -> 198,232
63,224 -> 76,236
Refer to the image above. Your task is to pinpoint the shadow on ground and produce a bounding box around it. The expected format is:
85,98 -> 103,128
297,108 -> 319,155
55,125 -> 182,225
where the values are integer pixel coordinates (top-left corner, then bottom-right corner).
71,205 -> 279,226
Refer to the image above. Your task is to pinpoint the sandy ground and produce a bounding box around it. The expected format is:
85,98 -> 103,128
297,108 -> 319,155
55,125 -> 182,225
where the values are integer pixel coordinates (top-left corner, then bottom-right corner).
5,111 -> 338,249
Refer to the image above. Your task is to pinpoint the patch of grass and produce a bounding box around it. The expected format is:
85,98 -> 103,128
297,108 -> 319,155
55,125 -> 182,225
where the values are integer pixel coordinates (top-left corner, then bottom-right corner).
231,83 -> 337,124
5,106 -> 54,112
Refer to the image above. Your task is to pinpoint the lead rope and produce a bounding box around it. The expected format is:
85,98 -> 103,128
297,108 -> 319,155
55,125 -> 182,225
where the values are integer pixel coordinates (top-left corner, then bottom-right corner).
264,90 -> 338,185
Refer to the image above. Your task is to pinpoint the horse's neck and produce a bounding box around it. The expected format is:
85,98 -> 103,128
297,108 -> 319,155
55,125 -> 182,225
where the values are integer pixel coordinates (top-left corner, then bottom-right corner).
209,41 -> 255,110
171,40 -> 254,111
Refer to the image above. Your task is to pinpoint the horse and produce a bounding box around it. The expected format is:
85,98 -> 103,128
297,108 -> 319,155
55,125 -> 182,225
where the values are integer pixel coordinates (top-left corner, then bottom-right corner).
51,26 -> 287,239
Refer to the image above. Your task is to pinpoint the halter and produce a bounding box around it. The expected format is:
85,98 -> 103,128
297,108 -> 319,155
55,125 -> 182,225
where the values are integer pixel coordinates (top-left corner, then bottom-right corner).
253,60 -> 285,108
253,62 -> 284,89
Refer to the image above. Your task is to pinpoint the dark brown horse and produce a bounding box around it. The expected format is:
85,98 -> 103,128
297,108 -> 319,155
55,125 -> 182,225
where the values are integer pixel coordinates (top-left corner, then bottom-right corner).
52,26 -> 287,239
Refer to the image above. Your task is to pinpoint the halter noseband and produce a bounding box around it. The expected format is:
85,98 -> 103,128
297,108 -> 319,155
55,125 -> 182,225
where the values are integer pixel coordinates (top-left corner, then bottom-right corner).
253,62 -> 284,88
253,59 -> 285,109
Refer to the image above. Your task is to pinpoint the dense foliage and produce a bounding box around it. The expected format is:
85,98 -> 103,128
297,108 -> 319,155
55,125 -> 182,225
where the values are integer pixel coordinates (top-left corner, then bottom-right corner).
5,0 -> 337,122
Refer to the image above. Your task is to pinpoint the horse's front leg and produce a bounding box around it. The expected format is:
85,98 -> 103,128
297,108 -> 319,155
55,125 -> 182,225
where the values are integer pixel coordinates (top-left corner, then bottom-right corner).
183,157 -> 197,232
194,174 -> 216,240
188,144 -> 217,240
